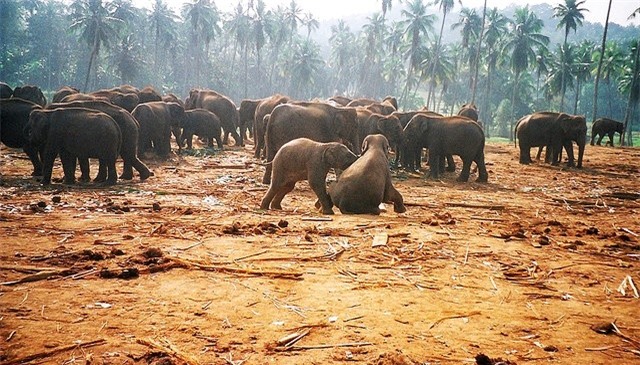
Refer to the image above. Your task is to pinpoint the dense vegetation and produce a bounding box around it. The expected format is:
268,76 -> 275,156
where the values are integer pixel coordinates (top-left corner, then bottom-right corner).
1,0 -> 639,143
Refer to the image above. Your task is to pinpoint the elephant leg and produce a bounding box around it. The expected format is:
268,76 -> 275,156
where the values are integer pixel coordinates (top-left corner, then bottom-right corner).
590,134 -> 596,145
457,159 -> 472,182
120,157 -> 134,180
475,151 -> 489,183
270,182 -> 295,210
260,184 -> 280,210
105,158 -> 118,185
60,151 -> 77,185
563,141 -> 576,167
608,132 -> 615,146
23,142 -> 43,177
384,182 -> 406,213
438,155 -> 446,173
262,163 -> 273,185
94,160 -> 107,183
519,144 -> 532,164
428,152 -> 440,179
596,134 -> 604,145
308,171 -> 333,215
445,155 -> 455,172
79,158 -> 91,182
535,146 -> 544,160
215,135 -> 224,150
40,145 -> 57,185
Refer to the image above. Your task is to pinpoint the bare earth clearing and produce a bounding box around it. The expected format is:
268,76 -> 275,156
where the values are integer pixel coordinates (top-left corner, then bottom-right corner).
0,141 -> 639,365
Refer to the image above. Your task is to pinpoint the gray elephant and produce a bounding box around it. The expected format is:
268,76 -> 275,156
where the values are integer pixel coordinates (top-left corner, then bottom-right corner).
185,89 -> 242,146
254,94 -> 290,158
181,109 -> 223,150
328,95 -> 352,106
91,89 -> 139,112
162,93 -> 185,108
329,134 -> 406,215
356,108 -> 403,155
52,86 -> 80,103
346,98 -> 396,115
262,102 -> 359,184
27,108 -> 122,185
137,86 -> 163,104
132,101 -> 184,158
0,98 -> 43,176
48,100 -> 151,181
515,111 -> 587,168
239,98 -> 262,141
12,85 -> 47,106
404,115 -> 488,182
591,117 -> 624,146
458,103 -> 479,122
1,82 -> 13,98
261,138 -> 358,214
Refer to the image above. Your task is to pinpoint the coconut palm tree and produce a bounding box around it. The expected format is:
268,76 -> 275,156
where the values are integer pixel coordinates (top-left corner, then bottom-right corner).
360,12 -> 387,96
329,20 -> 357,94
470,0 -> 487,103
148,0 -> 178,80
427,0 -> 457,107
400,0 -> 435,108
553,0 -> 587,111
620,40 -> 639,145
534,47 -> 552,101
572,40 -> 594,114
592,0 -> 613,121
290,39 -> 324,98
302,12 -> 319,40
70,0 -> 123,91
596,41 -> 625,115
182,0 -> 221,86
284,0 -> 303,43
480,8 -> 508,126
451,7 -> 481,90
502,6 -> 549,140
546,44 -> 576,109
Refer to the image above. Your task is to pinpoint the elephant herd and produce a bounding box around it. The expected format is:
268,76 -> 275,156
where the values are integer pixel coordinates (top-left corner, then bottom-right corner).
0,81 -> 625,214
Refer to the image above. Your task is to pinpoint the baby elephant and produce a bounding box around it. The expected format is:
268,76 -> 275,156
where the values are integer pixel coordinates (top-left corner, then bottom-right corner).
261,138 -> 358,214
329,134 -> 406,215
181,108 -> 224,150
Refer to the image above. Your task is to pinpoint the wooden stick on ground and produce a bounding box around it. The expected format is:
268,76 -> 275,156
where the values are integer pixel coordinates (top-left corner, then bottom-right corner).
170,256 -> 304,280
276,341 -> 373,351
136,338 -> 201,365
428,311 -> 481,330
4,339 -> 106,365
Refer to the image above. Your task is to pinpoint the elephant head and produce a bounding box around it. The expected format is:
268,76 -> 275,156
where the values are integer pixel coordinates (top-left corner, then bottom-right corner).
167,102 -> 185,127
382,96 -> 398,111
323,143 -> 358,170
185,89 -> 200,110
26,110 -> 50,145
332,107 -> 360,155
362,134 -> 390,156
376,115 -> 403,151
13,85 -> 47,106
111,92 -> 139,112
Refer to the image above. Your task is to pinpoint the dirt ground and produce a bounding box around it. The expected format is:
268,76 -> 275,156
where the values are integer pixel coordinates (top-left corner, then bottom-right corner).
0,140 -> 639,365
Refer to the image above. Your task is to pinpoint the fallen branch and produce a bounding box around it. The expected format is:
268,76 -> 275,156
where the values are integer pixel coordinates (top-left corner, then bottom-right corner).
276,341 -> 373,351
170,256 -> 303,280
4,339 -> 106,365
136,338 -> 201,365
0,264 -> 61,273
1,270 -> 65,286
604,192 -> 640,201
428,311 -> 481,330
445,202 -> 505,210
301,216 -> 333,222
404,201 -> 439,208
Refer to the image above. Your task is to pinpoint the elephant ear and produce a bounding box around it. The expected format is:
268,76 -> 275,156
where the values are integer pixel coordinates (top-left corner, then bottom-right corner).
361,137 -> 370,154
322,145 -> 338,167
419,116 -> 430,137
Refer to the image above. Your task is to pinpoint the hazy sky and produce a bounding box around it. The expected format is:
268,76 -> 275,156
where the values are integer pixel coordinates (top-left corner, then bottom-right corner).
155,0 -> 639,26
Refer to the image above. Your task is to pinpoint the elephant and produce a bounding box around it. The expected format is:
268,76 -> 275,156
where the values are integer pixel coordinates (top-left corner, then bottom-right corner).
27,108 -> 122,185
181,109 -> 223,150
346,98 -> 396,115
162,93 -> 185,108
262,102 -> 359,184
61,93 -> 110,103
1,82 -> 13,98
404,114 -> 488,182
397,111 -> 454,172
356,108 -> 403,156
109,85 -> 139,95
260,138 -> 358,214
132,101 -> 184,158
239,98 -> 262,141
0,98 -> 43,176
591,117 -> 624,146
12,85 -> 46,106
254,94 -> 290,158
458,103 -> 479,122
329,134 -> 406,215
329,96 -> 352,106
137,86 -> 162,104
48,100 -> 151,181
52,86 -> 80,103
185,89 -> 242,146
515,111 -> 587,168
91,90 -> 139,112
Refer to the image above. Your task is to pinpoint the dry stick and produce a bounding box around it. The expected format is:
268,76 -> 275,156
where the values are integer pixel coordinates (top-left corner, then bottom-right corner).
469,216 -> 507,222
136,338 -> 201,365
301,216 -> 333,222
585,345 -> 620,352
0,264 -> 61,273
276,341 -> 373,351
428,311 -> 481,330
445,202 -> 505,210
4,339 -> 106,365
170,256 -> 303,280
1,270 -> 64,286
233,250 -> 269,262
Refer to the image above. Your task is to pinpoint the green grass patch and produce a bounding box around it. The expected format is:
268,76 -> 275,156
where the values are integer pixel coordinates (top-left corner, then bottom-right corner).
179,147 -> 222,157
486,137 -> 513,144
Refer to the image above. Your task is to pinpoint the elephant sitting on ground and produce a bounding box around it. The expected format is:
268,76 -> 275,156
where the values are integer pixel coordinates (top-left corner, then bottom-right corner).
48,100 -> 151,181
404,114 -> 488,182
181,109 -> 223,150
261,138 -> 358,214
0,98 -> 43,176
132,101 -> 184,158
329,134 -> 406,215
185,89 -> 242,146
591,117 -> 623,146
515,111 -> 587,168
27,108 -> 122,185
262,102 -> 359,184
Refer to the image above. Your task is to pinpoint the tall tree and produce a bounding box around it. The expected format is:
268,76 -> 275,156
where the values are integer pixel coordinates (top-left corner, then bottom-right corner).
553,0 -> 587,111
149,0 -> 178,82
427,0 -> 457,107
480,8 -> 508,129
400,0 -> 435,108
301,12 -> 319,40
182,0 -> 220,87
503,6 -> 549,140
620,40 -> 639,146
592,0 -> 613,122
70,0 -> 123,91
572,40 -> 593,114
329,20 -> 357,94
470,0 -> 487,104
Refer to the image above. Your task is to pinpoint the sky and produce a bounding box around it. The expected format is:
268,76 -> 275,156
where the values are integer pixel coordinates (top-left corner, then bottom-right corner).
150,0 -> 640,26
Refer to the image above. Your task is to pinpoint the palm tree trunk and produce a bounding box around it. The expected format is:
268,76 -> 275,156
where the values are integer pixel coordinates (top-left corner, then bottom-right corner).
573,79 -> 581,115
621,41 -> 640,146
510,72 -> 520,141
483,61 -> 494,137
83,31 -> 100,92
592,0 -> 613,121
471,0 -> 488,104
560,33 -> 568,112
427,13 -> 448,108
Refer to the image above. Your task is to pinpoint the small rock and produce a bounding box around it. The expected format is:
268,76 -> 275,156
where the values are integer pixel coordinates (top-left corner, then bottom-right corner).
52,196 -> 61,203
278,219 -> 289,228
152,202 -> 161,211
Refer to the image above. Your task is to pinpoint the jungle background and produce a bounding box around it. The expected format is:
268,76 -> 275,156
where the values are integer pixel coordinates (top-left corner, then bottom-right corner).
1,0 -> 639,142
